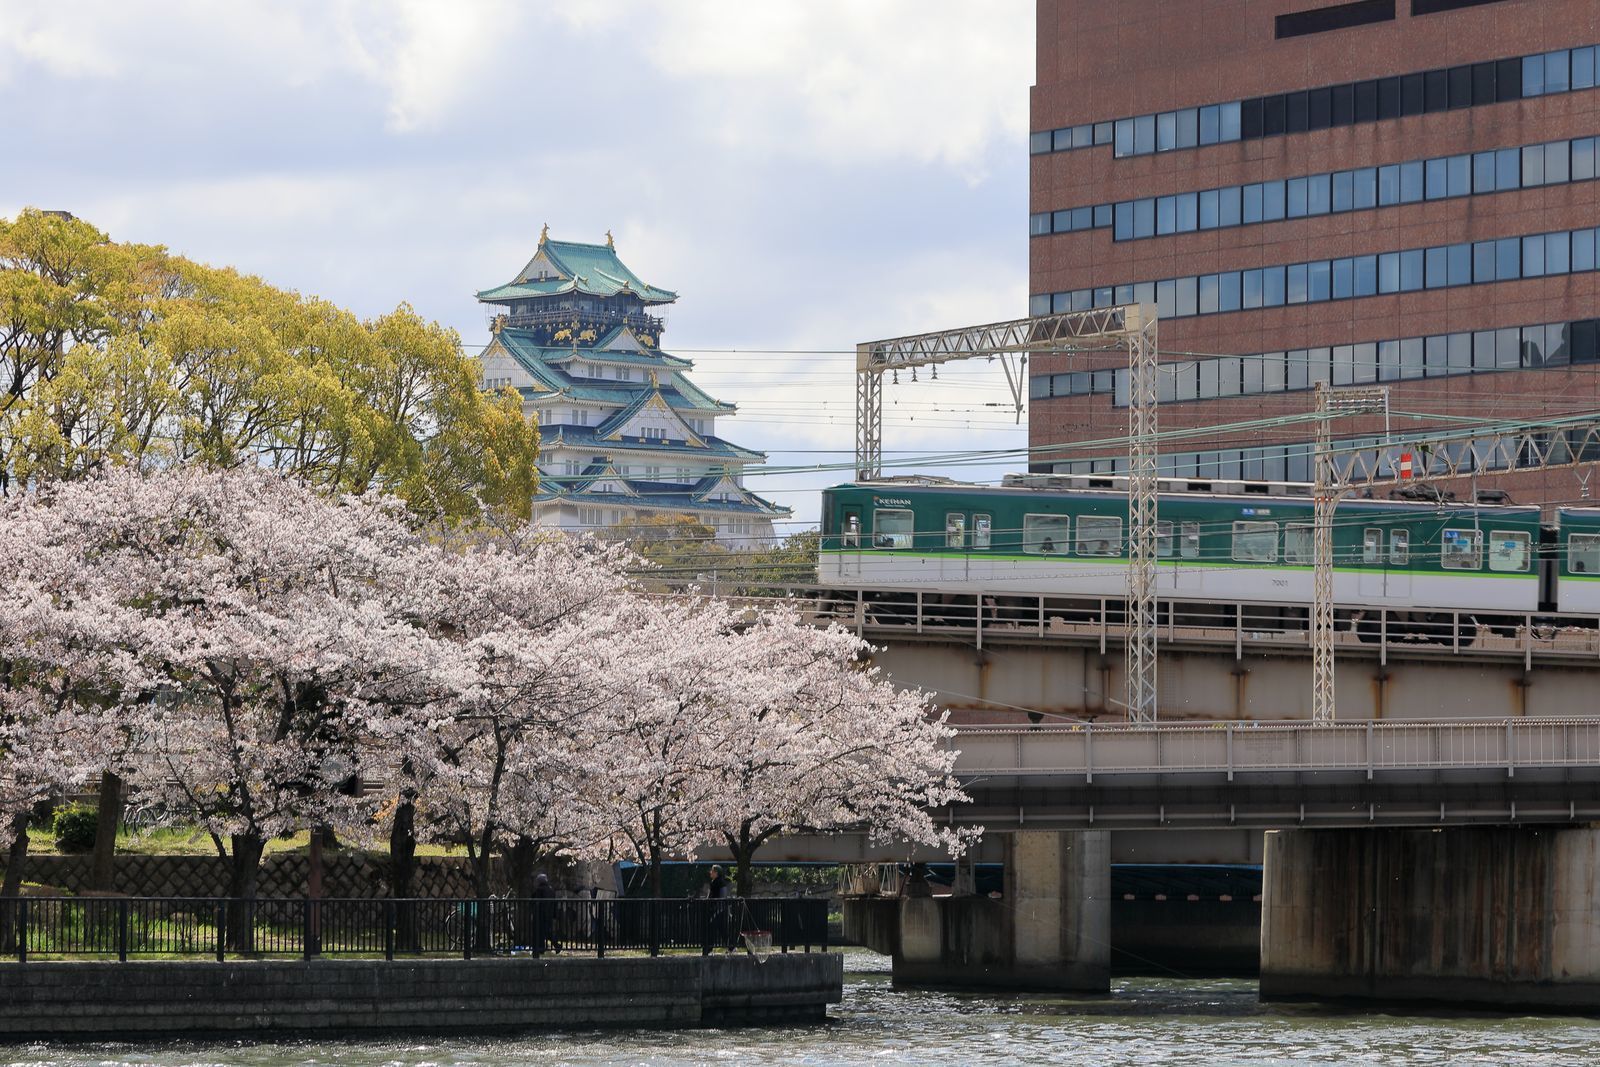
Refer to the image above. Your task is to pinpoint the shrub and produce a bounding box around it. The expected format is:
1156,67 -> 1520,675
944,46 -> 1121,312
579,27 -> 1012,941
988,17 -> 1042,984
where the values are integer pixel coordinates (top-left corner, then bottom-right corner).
52,805 -> 99,853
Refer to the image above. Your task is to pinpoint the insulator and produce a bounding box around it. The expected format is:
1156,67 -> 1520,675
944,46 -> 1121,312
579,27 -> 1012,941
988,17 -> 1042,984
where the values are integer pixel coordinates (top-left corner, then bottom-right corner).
891,369 -> 899,385
911,368 -> 918,382
931,366 -> 938,380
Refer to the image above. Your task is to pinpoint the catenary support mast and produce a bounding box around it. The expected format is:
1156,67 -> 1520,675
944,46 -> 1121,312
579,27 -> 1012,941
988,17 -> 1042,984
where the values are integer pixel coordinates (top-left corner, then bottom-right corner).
858,305 -> 1160,721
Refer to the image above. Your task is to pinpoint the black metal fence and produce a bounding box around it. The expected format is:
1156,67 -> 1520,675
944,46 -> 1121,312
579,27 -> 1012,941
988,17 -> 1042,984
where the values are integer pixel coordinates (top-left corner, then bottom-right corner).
0,897 -> 829,961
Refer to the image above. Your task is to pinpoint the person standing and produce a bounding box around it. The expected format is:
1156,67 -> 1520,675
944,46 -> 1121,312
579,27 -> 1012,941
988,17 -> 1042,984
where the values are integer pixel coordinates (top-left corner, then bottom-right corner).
705,866 -> 732,953
532,872 -> 559,955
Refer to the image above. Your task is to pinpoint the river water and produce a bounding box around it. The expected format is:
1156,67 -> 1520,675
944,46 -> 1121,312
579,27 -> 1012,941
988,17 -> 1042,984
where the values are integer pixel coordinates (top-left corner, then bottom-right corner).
4,952 -> 1598,1067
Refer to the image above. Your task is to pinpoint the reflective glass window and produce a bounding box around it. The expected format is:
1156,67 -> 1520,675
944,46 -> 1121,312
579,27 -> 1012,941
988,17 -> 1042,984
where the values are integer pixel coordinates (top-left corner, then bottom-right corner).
1263,181 -> 1286,221
1424,334 -> 1447,376
1242,269 -> 1263,309
1077,516 -> 1122,557
1447,243 -> 1472,286
1496,236 -> 1521,280
1199,189 -> 1220,229
1157,195 -> 1176,234
1176,192 -> 1199,232
1523,144 -> 1546,187
1447,154 -> 1471,196
1379,252 -> 1401,294
1134,198 -> 1155,238
1496,148 -> 1520,189
1115,118 -> 1135,157
1115,202 -> 1134,241
873,509 -> 914,549
1232,521 -> 1279,563
1217,356 -> 1241,396
1135,114 -> 1156,154
1523,53 -> 1545,97
1473,329 -> 1496,370
1262,352 -> 1286,393
1176,276 -> 1198,318
1523,234 -> 1545,278
1401,337 -> 1425,380
1332,344 -> 1355,385
1198,274 -> 1219,315
1198,360 -> 1218,399
1176,108 -> 1199,149
1072,206 -> 1092,230
1546,140 -> 1570,185
1218,186 -> 1242,227
1356,167 -> 1382,207
1052,128 -> 1073,152
1157,110 -> 1177,151
1095,122 -> 1113,145
1156,279 -> 1177,319
1308,260 -> 1331,302
1243,183 -> 1263,224
1575,137 -> 1597,182
1308,347 -> 1332,385
1220,101 -> 1242,142
1574,46 -> 1597,91
1378,339 -> 1401,381
1287,349 -> 1310,390
1243,356 -> 1264,394
1401,249 -> 1425,291
1473,240 -> 1496,283
1332,258 -> 1354,300
1094,204 -> 1112,228
1287,177 -> 1308,217
1378,164 -> 1401,205
1425,156 -> 1449,199
1332,170 -> 1354,212
1353,342 -> 1378,383
1353,255 -> 1378,297
1262,265 -> 1286,307
1306,173 -> 1331,216
1489,531 -> 1531,573
1497,326 -> 1521,369
1199,104 -> 1220,145
1425,245 -> 1448,288
1548,230 -> 1571,275
1219,271 -> 1242,312
1400,160 -> 1425,203
1575,229 -> 1596,272
1287,264 -> 1308,304
1545,50 -> 1571,94
1447,332 -> 1472,374
1473,151 -> 1497,193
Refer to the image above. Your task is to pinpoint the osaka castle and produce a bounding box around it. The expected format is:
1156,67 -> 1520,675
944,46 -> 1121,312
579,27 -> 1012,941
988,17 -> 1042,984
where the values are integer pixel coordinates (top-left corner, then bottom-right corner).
476,228 -> 789,547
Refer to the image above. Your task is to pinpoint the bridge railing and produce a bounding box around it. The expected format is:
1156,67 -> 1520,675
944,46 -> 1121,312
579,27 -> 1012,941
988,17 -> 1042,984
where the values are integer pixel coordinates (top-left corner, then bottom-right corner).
952,719 -> 1600,780
682,582 -> 1600,666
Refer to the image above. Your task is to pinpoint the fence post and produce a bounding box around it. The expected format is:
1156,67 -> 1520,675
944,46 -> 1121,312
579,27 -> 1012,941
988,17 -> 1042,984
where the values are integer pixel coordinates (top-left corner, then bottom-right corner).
117,899 -> 129,963
701,900 -> 713,957
595,899 -> 606,959
384,899 -> 395,962
16,898 -> 26,963
463,902 -> 473,961
302,898 -> 313,961
648,901 -> 660,958
215,901 -> 226,962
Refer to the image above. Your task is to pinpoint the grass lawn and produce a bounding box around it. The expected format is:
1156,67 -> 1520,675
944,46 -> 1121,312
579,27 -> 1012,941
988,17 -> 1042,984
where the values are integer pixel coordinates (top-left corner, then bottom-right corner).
25,826 -> 466,860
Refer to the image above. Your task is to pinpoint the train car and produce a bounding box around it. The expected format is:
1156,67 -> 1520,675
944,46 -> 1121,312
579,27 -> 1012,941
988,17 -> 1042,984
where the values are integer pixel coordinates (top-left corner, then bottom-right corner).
1555,507 -> 1600,613
819,477 -> 1543,615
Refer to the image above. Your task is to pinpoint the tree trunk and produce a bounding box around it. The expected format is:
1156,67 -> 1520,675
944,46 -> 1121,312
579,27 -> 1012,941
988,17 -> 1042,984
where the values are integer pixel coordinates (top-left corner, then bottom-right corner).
508,837 -> 538,899
389,799 -> 417,951
89,772 -> 121,893
225,832 -> 265,953
648,844 -> 663,899
732,824 -> 756,899
0,811 -> 30,953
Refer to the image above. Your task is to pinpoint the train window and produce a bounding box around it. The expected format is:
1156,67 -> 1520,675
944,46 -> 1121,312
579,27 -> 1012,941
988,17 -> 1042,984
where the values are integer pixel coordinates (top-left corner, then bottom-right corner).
1156,520 -> 1175,557
1440,528 -> 1481,569
843,513 -> 861,548
1023,514 -> 1071,555
1077,516 -> 1123,556
1568,533 -> 1600,573
872,509 -> 914,549
1391,530 -> 1410,566
1181,521 -> 1202,558
1362,528 -> 1383,564
1285,523 -> 1314,563
1488,530 -> 1530,572
1232,521 -> 1279,562
974,515 -> 992,550
946,513 -> 966,549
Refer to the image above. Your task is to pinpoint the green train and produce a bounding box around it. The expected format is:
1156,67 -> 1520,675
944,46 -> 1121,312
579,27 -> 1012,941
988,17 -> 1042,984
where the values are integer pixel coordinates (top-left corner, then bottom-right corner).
817,476 -> 1600,619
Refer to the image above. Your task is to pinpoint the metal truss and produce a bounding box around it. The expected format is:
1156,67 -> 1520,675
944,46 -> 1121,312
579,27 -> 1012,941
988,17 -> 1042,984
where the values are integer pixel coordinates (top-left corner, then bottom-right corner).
1311,399 -> 1600,724
857,305 -> 1160,722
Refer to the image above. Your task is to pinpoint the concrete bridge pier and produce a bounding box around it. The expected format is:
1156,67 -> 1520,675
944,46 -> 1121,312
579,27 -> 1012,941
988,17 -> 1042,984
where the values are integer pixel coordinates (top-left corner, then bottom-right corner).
1261,827 -> 1600,1011
892,830 -> 1111,992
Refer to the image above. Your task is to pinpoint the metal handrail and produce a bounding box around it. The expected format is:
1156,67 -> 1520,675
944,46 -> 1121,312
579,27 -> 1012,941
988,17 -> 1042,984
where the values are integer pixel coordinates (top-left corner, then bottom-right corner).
0,896 -> 828,963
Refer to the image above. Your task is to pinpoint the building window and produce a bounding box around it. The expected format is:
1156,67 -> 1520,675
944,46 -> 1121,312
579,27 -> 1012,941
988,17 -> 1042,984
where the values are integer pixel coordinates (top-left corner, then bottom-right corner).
642,426 -> 665,441
945,513 -> 966,549
973,514 -> 992,550
1285,523 -> 1314,564
1488,531 -> 1531,572
1232,522 -> 1279,563
1077,516 -> 1122,556
1569,533 -> 1600,573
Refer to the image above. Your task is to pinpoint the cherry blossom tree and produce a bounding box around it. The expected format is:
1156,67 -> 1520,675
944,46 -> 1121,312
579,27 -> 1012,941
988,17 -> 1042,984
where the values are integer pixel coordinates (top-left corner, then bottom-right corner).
703,608 -> 973,897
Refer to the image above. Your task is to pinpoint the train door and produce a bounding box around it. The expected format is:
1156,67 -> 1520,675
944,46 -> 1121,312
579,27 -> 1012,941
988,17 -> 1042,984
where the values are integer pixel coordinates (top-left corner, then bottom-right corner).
1387,529 -> 1412,597
839,506 -> 863,580
943,512 -> 968,582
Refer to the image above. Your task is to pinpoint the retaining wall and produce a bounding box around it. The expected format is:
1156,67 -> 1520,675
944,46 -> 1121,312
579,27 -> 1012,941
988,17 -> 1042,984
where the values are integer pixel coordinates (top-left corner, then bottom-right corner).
0,954 -> 843,1038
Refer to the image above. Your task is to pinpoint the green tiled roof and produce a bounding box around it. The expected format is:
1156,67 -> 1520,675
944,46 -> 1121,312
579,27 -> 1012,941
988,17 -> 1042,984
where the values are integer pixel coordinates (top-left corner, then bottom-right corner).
542,428 -> 764,462
492,328 -> 732,413
477,238 -> 677,305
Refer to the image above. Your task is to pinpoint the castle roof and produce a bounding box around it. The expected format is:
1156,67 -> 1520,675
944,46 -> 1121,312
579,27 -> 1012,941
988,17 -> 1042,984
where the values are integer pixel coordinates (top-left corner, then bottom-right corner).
477,235 -> 677,305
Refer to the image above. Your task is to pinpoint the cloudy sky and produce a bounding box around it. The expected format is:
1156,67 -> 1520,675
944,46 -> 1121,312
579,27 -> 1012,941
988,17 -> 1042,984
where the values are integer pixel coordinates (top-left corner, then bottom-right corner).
0,1 -> 1035,530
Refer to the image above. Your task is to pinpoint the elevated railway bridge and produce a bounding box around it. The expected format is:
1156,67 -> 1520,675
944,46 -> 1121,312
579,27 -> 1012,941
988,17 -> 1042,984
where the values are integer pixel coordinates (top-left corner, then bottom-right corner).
697,581 -> 1600,1007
